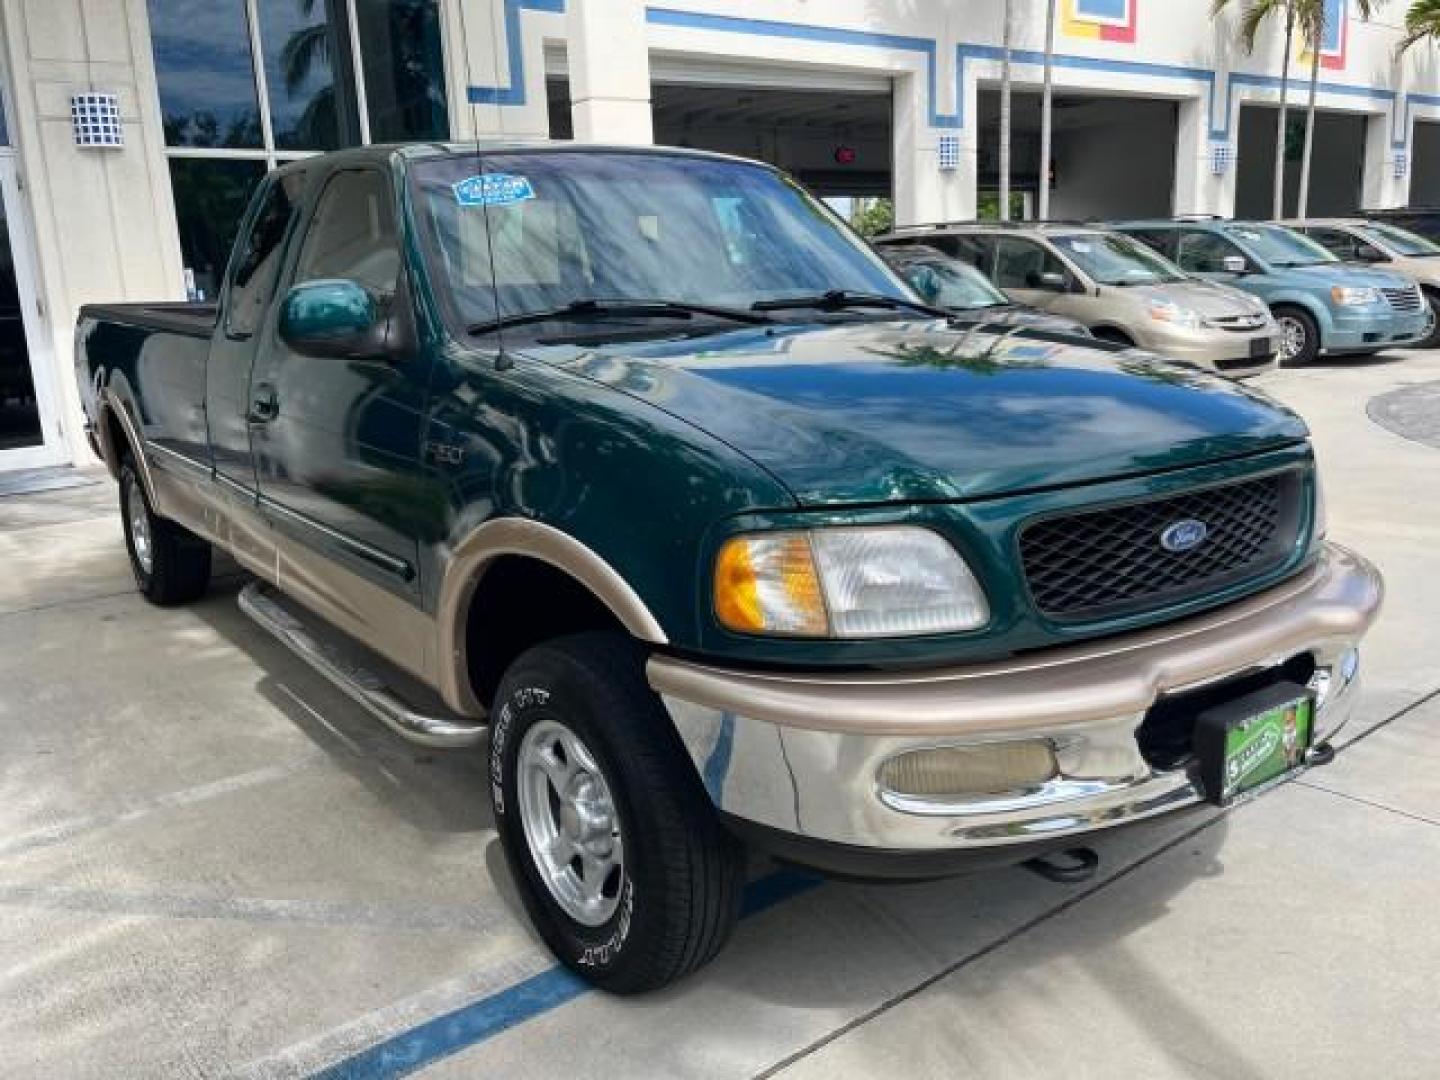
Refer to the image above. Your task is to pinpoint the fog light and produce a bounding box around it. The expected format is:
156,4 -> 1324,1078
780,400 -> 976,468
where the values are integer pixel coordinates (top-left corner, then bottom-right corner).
878,741 -> 1058,799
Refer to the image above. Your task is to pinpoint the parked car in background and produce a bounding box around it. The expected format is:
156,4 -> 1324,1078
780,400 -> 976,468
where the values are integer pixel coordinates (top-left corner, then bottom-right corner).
1361,207 -> 1440,244
879,223 -> 1278,376
1287,218 -> 1440,346
875,243 -> 1092,336
1116,219 -> 1431,366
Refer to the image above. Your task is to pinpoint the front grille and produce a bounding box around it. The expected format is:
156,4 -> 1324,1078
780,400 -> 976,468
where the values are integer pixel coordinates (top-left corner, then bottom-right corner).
1383,286 -> 1422,313
1019,471 -> 1303,621
1206,314 -> 1268,333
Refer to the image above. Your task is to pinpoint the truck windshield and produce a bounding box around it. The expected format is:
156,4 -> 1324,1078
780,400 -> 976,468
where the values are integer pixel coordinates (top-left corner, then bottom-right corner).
1049,233 -> 1186,285
1224,224 -> 1337,268
408,151 -> 914,337
1356,222 -> 1440,258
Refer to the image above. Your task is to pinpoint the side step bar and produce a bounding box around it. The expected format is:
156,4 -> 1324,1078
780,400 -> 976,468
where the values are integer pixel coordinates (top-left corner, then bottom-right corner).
239,581 -> 487,749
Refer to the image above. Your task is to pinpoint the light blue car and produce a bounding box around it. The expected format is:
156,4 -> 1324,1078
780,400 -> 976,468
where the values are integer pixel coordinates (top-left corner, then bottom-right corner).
1114,219 -> 1432,365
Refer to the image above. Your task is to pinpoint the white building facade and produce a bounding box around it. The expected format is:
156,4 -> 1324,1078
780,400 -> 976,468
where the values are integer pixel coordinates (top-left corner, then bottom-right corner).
1,0 -> 1438,471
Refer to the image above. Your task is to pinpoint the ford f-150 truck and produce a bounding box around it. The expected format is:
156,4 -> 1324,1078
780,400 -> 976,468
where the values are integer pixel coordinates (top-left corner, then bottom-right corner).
77,144 -> 1382,994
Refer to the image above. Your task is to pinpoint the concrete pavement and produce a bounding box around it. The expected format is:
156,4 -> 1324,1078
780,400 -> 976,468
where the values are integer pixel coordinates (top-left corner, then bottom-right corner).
1,352 -> 1437,1078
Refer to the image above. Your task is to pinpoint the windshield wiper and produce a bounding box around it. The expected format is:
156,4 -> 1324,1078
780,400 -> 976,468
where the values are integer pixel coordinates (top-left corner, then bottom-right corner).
468,297 -> 772,335
750,289 -> 948,318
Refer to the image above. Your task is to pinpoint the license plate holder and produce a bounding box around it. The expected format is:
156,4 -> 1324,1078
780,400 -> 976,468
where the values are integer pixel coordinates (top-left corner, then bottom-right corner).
1194,682 -> 1314,805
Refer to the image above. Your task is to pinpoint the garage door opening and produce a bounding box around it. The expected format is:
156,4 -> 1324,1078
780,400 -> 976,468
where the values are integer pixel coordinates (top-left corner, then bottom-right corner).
1410,120 -> 1440,208
975,88 -> 1178,220
1236,106 -> 1366,218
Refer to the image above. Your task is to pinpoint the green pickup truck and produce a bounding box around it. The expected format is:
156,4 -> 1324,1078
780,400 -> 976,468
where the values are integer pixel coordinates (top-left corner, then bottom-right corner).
76,144 -> 1382,993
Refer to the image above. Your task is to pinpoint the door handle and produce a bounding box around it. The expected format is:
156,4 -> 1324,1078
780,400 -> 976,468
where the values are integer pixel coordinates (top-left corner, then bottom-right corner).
248,381 -> 278,424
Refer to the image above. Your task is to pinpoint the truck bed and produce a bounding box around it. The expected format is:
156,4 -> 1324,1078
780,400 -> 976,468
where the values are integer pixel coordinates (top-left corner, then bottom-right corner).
79,301 -> 218,338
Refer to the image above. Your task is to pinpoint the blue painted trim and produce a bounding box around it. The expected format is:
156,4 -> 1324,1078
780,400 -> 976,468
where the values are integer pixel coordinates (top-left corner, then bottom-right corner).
641,6 -> 1415,148
645,8 -> 960,128
466,0 -> 566,107
314,869 -> 824,1078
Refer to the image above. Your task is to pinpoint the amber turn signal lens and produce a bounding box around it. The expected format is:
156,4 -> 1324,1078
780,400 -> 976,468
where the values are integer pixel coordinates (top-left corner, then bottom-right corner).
713,533 -> 829,636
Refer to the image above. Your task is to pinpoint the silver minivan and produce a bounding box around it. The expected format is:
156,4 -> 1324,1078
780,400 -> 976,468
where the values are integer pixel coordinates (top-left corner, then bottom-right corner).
877,223 -> 1280,376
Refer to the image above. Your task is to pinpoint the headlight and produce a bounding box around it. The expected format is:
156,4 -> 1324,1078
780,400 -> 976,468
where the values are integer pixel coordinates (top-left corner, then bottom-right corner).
1331,286 -> 1381,307
713,526 -> 990,638
1147,300 -> 1202,329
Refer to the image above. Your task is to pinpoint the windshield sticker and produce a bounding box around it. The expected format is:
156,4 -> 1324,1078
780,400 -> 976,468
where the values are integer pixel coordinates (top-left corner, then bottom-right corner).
453,173 -> 535,208
1068,240 -> 1092,253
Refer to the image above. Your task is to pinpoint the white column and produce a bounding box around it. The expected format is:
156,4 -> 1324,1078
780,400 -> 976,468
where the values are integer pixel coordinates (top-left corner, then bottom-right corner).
1173,95 -> 1235,218
1362,109 -> 1410,211
567,0 -> 652,144
892,71 -> 972,227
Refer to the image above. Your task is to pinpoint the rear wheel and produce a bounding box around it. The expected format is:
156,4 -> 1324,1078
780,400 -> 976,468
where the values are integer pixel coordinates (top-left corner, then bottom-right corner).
120,458 -> 212,605
1273,306 -> 1320,367
489,631 -> 745,994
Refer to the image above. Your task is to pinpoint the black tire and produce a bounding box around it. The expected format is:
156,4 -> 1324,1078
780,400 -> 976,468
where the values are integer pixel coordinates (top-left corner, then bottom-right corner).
489,631 -> 745,994
1273,305 -> 1320,367
119,457 -> 212,606
1420,288 -> 1440,348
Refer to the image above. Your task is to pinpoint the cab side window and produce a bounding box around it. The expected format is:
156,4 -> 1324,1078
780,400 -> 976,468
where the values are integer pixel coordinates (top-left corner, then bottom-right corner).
993,237 -> 1065,290
225,173 -> 303,338
1176,230 -> 1242,273
294,170 -> 400,296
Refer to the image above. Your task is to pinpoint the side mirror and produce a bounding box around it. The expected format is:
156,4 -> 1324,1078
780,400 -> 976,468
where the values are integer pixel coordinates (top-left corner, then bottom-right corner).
1030,270 -> 1069,292
1221,255 -> 1249,274
279,279 -> 387,359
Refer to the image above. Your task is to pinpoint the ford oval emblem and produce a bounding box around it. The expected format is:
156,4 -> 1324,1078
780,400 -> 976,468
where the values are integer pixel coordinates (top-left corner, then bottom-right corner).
1160,519 -> 1208,553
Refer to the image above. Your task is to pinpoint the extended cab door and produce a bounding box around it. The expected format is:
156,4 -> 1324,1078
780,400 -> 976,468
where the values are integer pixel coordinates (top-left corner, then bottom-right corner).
206,170 -> 307,495
248,165 -> 431,597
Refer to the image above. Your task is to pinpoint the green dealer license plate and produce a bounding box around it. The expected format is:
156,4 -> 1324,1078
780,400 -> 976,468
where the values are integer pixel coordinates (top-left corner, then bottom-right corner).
1194,682 -> 1314,805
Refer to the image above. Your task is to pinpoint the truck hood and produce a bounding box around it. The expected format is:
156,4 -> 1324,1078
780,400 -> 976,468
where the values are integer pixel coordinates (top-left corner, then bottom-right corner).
541,319 -> 1307,507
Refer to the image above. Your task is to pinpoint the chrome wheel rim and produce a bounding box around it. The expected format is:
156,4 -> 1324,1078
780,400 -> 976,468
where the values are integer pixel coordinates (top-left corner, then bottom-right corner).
516,719 -> 624,926
1277,315 -> 1306,361
126,479 -> 154,575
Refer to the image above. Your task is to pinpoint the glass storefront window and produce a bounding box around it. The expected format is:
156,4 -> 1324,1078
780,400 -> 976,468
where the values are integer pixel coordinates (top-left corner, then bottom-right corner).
355,0 -> 449,142
147,0 -> 263,148
257,0 -> 361,151
168,158 -> 267,301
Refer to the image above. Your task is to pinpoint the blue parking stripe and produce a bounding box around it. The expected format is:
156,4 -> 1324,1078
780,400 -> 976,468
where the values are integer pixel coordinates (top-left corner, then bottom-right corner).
316,869 -> 824,1079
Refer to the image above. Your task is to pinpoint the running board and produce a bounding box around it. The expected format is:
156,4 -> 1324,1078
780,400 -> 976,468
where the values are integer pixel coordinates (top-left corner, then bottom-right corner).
238,581 -> 486,749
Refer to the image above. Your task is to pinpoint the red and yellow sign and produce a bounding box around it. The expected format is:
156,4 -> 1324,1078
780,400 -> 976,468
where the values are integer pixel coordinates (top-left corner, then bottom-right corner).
1062,0 -> 1137,43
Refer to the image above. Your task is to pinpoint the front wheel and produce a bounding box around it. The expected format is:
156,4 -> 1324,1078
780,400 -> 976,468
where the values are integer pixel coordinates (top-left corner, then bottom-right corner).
489,632 -> 745,994
1419,289 -> 1440,348
120,458 -> 212,605
1274,306 -> 1320,367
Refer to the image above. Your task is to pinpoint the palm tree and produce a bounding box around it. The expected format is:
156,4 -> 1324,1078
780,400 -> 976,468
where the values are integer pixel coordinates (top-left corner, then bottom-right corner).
1297,0 -> 1379,218
999,0 -> 1015,221
1212,0 -> 1300,219
1038,0 -> 1057,220
1397,0 -> 1440,52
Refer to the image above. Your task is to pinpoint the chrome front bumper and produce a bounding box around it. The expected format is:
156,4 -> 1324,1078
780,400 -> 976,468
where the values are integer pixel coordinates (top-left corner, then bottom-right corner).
650,544 -> 1382,857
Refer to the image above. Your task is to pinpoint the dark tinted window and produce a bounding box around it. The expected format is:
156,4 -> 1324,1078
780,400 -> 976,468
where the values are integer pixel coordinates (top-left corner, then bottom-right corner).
1176,229 -> 1243,273
295,170 -> 399,293
993,237 -> 1066,290
225,171 -> 304,336
171,157 -> 267,303
926,233 -> 991,270
355,0 -> 449,141
147,0 -> 263,148
1124,229 -> 1175,258
256,0 -> 361,150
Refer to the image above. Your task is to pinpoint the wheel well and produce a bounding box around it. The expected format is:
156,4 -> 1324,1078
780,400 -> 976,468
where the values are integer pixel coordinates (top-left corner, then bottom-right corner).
465,555 -> 628,711
1270,301 -> 1316,324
